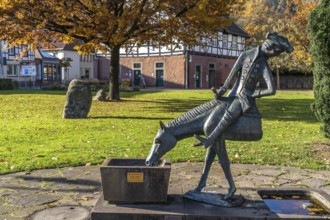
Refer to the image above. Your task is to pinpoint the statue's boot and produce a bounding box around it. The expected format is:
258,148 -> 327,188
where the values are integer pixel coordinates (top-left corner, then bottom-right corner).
194,110 -> 235,148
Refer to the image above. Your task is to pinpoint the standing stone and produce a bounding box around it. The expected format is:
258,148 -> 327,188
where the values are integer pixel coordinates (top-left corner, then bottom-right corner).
63,80 -> 92,119
93,89 -> 106,101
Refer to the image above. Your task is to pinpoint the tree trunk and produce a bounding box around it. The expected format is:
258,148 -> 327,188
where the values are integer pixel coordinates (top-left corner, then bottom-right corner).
108,45 -> 121,101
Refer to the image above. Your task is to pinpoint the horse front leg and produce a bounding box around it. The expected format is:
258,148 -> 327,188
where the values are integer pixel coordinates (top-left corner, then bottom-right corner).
195,146 -> 216,192
214,138 -> 236,200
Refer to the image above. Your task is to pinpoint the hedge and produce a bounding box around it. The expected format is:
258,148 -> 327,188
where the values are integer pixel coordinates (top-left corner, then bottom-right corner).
0,79 -> 14,90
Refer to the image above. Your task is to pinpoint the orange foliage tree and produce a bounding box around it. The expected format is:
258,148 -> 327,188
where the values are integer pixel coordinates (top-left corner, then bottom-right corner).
239,0 -> 318,73
0,0 -> 241,100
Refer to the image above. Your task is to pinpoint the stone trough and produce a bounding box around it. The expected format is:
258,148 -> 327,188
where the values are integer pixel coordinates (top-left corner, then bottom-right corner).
100,158 -> 171,203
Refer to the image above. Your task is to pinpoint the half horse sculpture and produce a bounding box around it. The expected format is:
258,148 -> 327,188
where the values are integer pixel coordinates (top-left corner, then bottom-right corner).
146,32 -> 294,206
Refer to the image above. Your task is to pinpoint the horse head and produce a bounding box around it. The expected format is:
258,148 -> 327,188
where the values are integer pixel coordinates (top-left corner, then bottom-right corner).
145,121 -> 177,166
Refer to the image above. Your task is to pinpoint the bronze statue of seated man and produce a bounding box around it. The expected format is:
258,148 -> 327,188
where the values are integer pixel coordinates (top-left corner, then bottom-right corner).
194,32 -> 294,149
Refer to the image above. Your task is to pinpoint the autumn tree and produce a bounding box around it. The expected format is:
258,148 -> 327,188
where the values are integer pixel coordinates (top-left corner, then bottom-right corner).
307,0 -> 330,138
239,0 -> 318,73
278,0 -> 318,73
0,0 -> 241,100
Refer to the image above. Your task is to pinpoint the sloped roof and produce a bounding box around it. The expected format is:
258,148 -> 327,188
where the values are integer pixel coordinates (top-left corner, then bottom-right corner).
52,40 -> 84,51
223,22 -> 250,38
35,49 -> 60,61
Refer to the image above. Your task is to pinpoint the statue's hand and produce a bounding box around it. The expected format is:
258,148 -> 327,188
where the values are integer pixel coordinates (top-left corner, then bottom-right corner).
216,87 -> 226,99
193,134 -> 211,148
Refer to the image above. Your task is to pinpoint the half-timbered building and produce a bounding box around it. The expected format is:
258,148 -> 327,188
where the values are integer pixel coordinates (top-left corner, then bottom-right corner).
0,40 -> 36,85
119,23 -> 250,89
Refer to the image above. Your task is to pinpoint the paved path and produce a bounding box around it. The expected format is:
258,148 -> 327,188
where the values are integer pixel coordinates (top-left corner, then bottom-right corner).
0,162 -> 329,219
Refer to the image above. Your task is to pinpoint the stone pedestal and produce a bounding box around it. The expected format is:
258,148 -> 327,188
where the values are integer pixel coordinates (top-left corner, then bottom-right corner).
91,189 -> 330,220
100,158 -> 171,203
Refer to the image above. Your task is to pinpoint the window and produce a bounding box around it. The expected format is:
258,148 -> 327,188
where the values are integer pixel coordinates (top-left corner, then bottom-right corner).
222,35 -> 228,49
209,63 -> 215,69
8,47 -> 15,56
133,63 -> 141,69
7,64 -> 18,75
209,36 -> 217,47
43,64 -> 60,81
155,63 -> 163,68
84,68 -> 90,79
53,66 -> 57,80
231,36 -> 238,50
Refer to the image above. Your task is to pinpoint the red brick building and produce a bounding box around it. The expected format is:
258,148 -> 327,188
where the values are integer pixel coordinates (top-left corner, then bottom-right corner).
119,23 -> 250,89
93,23 -> 250,89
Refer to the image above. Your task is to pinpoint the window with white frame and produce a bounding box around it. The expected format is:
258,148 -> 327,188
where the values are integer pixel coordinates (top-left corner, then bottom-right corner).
208,36 -> 217,47
7,64 -> 18,75
8,47 -> 15,56
223,35 -> 228,49
155,62 -> 164,69
231,36 -> 238,50
133,63 -> 141,69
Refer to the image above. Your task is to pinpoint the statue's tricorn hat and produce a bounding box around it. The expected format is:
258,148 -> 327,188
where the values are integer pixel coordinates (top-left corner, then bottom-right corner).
266,32 -> 294,53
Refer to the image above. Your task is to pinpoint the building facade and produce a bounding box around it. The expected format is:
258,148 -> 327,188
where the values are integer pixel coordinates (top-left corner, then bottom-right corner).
119,23 -> 250,89
0,23 -> 249,89
0,40 -> 36,86
43,41 -> 95,83
35,50 -> 61,84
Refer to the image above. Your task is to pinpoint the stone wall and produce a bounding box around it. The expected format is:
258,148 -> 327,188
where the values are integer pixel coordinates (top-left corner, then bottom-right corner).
275,75 -> 313,89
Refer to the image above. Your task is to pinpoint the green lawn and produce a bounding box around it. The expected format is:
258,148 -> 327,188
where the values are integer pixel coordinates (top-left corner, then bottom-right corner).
0,89 -> 328,174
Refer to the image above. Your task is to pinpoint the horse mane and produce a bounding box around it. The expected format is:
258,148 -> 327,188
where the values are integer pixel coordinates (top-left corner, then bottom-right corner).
167,99 -> 220,128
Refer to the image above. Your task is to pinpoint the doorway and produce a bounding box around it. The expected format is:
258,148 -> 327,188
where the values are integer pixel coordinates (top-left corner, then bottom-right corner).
133,63 -> 142,86
133,70 -> 141,86
155,62 -> 164,87
208,63 -> 215,88
195,65 -> 201,88
156,70 -> 164,87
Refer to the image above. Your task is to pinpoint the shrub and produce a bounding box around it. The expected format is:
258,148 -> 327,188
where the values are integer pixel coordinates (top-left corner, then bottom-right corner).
41,83 -> 67,91
307,0 -> 330,138
0,79 -> 14,90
